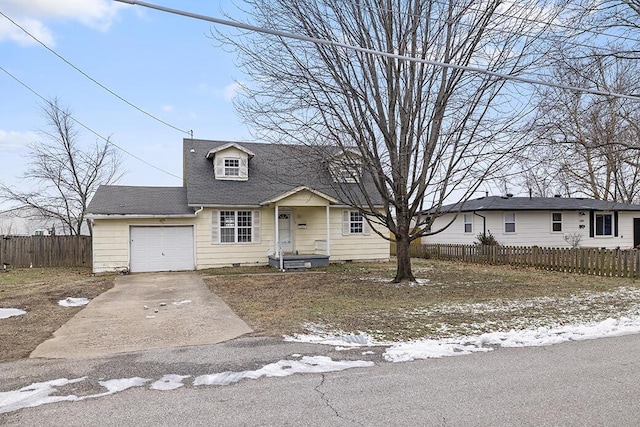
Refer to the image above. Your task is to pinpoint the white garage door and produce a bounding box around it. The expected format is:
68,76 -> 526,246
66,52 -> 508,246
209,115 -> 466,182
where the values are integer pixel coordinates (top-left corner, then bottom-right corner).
130,226 -> 194,273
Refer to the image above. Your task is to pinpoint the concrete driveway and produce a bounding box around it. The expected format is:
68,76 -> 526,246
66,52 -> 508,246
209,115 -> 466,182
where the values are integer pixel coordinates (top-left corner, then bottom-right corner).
30,272 -> 253,359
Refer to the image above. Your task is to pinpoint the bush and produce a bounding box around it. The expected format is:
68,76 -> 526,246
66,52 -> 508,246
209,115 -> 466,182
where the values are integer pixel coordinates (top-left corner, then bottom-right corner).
475,232 -> 499,246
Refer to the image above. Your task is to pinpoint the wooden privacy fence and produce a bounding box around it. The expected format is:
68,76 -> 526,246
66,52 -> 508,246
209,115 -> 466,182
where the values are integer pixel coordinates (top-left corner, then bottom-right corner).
392,242 -> 640,278
0,235 -> 92,268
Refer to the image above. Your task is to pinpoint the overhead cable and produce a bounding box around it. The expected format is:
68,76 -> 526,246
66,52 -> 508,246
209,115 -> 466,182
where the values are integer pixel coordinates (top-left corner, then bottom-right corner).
0,10 -> 192,136
0,64 -> 183,181
113,0 -> 640,102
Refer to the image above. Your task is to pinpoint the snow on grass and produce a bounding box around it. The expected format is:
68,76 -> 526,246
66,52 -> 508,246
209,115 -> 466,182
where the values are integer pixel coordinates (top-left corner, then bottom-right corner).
58,297 -> 90,307
193,356 -> 374,386
0,308 -> 26,319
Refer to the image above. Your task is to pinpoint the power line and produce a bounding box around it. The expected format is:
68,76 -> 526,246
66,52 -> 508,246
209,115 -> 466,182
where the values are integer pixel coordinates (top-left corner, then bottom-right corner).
0,10 -> 192,136
115,0 -> 640,102
0,64 -> 183,181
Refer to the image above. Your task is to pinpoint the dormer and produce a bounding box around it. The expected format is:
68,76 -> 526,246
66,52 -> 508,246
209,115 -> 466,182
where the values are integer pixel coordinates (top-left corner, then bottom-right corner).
327,149 -> 363,184
206,143 -> 255,181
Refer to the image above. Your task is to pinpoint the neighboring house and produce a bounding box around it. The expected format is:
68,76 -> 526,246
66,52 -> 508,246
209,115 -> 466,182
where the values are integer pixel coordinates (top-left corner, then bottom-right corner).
422,195 -> 640,249
87,139 -> 390,273
0,206 -> 58,236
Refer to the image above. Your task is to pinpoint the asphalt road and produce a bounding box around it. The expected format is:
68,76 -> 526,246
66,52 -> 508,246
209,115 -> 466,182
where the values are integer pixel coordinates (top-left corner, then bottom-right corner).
2,334 -> 640,426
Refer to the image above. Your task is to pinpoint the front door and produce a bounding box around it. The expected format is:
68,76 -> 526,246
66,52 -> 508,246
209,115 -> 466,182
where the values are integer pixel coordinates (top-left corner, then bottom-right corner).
278,212 -> 293,252
634,218 -> 640,248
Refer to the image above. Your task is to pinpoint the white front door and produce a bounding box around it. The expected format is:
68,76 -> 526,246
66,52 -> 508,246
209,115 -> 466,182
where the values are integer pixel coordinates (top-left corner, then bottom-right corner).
278,212 -> 293,252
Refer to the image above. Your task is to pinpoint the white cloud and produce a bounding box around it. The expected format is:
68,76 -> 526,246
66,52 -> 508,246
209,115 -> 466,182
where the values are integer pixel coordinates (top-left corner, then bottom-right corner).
0,130 -> 36,153
0,0 -> 126,46
222,82 -> 243,101
161,105 -> 174,113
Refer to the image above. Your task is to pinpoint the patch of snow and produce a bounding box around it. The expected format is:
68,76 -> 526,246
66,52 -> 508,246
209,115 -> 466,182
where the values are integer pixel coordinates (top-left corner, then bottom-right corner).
145,315 -> 156,319
58,298 -> 90,307
285,331 -> 379,347
150,375 -> 190,391
383,316 -> 640,362
172,300 -> 192,306
0,377 -> 86,414
193,356 -> 374,387
79,377 -> 150,399
362,351 -> 375,355
0,308 -> 26,319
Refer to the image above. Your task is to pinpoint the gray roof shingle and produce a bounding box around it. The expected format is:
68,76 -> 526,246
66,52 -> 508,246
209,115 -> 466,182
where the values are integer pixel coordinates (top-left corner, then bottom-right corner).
184,139 -> 383,206
437,196 -> 640,213
88,139 -> 384,215
88,186 -> 193,215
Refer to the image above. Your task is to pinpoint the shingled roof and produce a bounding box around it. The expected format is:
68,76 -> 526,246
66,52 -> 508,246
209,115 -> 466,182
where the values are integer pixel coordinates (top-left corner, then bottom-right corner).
88,139 -> 384,215
436,196 -> 640,213
183,139 -> 383,206
88,186 -> 193,216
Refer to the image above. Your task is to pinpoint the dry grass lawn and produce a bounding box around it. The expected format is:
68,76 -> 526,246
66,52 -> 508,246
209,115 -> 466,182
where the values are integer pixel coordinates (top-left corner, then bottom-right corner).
0,268 -> 114,362
203,258 -> 640,342
2,259 -> 639,363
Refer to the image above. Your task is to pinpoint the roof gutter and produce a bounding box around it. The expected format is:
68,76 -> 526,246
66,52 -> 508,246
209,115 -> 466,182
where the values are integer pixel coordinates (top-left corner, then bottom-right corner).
87,214 -> 197,219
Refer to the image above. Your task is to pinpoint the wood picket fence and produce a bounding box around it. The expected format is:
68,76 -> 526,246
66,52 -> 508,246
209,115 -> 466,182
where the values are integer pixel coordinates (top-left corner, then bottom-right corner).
0,235 -> 92,268
391,242 -> 640,278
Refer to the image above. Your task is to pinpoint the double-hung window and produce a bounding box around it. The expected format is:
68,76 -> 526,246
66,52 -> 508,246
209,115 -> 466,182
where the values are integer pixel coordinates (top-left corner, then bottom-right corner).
551,212 -> 562,232
342,210 -> 370,235
217,210 -> 259,243
463,214 -> 473,233
224,158 -> 240,177
595,213 -> 613,236
504,212 -> 516,233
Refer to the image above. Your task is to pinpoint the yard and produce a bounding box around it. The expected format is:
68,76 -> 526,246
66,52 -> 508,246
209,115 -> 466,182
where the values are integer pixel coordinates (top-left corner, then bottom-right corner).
2,259 -> 640,363
0,268 -> 114,362
202,258 -> 640,342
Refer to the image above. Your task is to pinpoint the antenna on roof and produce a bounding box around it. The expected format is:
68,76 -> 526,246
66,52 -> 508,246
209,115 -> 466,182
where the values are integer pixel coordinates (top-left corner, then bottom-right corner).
189,130 -> 194,139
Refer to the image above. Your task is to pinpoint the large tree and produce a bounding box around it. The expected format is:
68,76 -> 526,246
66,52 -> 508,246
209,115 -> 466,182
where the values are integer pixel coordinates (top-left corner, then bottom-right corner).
519,54 -> 640,202
219,0 -> 561,281
0,98 -> 123,236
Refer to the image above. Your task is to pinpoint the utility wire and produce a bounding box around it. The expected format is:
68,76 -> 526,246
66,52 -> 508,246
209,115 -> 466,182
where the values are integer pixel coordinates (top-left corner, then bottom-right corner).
0,10 -> 192,136
0,64 -> 183,181
114,0 -> 640,102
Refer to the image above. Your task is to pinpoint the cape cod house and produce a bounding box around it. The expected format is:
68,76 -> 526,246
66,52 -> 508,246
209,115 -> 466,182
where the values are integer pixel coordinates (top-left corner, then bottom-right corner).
423,195 -> 640,249
87,139 -> 389,273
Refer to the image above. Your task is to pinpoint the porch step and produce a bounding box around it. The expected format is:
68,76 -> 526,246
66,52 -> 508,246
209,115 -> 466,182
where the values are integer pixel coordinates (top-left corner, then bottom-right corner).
283,260 -> 311,270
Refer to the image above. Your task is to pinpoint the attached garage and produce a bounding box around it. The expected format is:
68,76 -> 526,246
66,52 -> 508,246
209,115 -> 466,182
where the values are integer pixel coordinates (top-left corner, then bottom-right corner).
130,226 -> 195,273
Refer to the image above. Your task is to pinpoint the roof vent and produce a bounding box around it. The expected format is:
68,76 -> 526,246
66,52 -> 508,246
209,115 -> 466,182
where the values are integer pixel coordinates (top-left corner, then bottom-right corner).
554,194 -> 561,198
506,193 -> 513,198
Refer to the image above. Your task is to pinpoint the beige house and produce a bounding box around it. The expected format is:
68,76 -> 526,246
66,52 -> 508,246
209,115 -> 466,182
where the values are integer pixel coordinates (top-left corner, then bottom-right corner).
87,139 -> 389,273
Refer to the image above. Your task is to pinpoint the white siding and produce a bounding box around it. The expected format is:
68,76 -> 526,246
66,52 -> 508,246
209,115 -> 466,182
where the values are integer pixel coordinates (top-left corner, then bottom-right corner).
424,210 -> 639,249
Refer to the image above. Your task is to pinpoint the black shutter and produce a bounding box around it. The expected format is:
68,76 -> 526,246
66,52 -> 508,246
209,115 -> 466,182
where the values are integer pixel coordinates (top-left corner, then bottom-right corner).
614,211 -> 619,237
589,211 -> 594,237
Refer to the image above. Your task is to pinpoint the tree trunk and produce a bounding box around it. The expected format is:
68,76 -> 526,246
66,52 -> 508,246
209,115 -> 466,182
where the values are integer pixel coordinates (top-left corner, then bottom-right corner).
394,233 -> 415,283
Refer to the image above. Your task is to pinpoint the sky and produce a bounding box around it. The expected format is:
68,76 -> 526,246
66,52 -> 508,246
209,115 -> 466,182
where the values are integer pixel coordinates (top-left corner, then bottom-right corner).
0,0 -> 251,210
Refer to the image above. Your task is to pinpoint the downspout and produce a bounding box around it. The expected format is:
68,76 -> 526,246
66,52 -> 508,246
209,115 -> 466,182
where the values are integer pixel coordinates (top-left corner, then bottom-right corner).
473,211 -> 486,236
194,206 -> 204,216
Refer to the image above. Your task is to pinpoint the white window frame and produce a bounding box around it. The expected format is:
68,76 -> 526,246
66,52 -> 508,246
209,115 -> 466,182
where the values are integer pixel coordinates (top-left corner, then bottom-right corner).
214,210 -> 260,244
342,210 -> 371,236
551,212 -> 562,233
595,212 -> 613,237
504,212 -> 516,233
463,214 -> 473,233
224,158 -> 240,177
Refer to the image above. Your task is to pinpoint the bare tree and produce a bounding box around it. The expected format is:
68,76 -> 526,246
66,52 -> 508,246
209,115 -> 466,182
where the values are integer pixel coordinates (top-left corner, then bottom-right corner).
521,54 -> 640,203
0,98 -> 123,236
217,0 -> 562,281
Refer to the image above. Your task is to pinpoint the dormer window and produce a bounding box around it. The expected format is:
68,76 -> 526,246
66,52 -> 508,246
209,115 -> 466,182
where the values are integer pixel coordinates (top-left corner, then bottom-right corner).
207,143 -> 254,181
337,164 -> 360,183
224,158 -> 240,177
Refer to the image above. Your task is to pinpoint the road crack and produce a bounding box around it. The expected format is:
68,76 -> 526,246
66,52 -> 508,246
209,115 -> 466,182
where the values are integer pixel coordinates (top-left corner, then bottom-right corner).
314,374 -> 363,426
